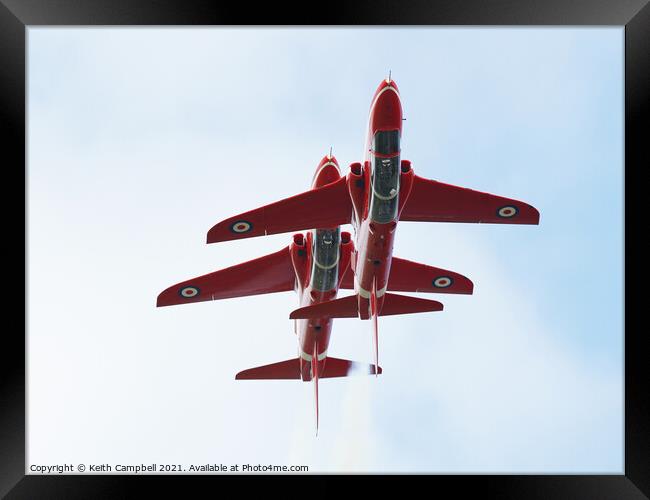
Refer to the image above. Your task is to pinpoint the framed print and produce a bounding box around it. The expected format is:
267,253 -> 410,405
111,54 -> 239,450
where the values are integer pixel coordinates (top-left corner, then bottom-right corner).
3,0 -> 648,497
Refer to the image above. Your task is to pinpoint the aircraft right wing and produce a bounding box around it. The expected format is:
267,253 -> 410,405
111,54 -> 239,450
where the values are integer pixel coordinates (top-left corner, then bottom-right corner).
156,246 -> 295,307
339,257 -> 474,294
400,175 -> 540,224
207,176 -> 352,243
387,257 -> 474,294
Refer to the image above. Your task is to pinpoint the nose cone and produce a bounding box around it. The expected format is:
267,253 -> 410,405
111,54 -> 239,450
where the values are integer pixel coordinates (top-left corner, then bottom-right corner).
374,78 -> 400,96
369,79 -> 402,135
312,155 -> 341,188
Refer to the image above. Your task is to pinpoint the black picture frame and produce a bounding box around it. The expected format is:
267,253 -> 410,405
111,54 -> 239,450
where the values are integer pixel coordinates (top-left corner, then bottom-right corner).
3,0 -> 647,497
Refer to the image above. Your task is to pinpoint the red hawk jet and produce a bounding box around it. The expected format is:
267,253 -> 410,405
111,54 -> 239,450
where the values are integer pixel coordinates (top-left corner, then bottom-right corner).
157,154 -> 474,432
204,77 -> 540,373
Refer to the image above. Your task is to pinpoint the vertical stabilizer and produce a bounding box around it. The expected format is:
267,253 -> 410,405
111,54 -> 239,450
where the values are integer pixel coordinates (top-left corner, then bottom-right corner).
371,278 -> 379,376
313,343 -> 320,436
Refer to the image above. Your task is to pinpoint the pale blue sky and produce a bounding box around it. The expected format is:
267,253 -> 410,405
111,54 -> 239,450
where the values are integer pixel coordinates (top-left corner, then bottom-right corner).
27,27 -> 623,473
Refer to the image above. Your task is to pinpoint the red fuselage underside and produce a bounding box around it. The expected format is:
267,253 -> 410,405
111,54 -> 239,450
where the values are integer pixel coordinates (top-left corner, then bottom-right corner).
354,79 -> 403,319
296,157 -> 342,381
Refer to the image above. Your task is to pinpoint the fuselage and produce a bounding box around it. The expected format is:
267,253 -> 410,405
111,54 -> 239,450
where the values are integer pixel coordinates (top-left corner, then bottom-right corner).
351,79 -> 403,319
294,156 -> 350,381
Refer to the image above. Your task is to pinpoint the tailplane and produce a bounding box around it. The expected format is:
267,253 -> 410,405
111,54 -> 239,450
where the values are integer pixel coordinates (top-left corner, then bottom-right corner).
289,292 -> 444,319
235,358 -> 301,380
312,344 -> 319,435
235,357 -> 381,380
237,355 -> 381,434
371,278 -> 379,376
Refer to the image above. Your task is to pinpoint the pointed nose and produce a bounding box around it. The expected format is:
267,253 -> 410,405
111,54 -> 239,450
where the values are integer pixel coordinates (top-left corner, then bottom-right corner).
312,155 -> 341,188
369,79 -> 402,135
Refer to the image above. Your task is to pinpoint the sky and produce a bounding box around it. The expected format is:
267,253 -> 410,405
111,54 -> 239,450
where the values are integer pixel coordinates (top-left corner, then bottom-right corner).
27,27 -> 623,473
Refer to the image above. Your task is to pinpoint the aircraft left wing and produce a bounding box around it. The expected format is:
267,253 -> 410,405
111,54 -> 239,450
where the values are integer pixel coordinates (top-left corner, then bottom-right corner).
156,246 -> 295,307
400,175 -> 540,225
207,176 -> 352,243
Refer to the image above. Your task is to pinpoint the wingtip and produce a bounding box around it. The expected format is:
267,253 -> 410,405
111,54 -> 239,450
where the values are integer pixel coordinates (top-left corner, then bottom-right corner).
453,274 -> 474,295
206,221 -> 229,244
529,209 -> 540,225
525,204 -> 541,225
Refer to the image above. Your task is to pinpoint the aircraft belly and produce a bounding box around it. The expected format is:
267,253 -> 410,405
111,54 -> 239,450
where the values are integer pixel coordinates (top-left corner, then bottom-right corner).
296,285 -> 335,381
355,219 -> 396,317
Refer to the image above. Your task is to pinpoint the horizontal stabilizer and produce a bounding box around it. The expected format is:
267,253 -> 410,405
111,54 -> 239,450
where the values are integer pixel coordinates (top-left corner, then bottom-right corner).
235,358 -> 301,380
400,174 -> 540,225
380,293 -> 444,316
235,357 -> 381,380
289,293 -> 443,319
157,246 -> 295,307
322,357 -> 382,377
207,176 -> 352,243
289,295 -> 359,319
340,257 -> 473,295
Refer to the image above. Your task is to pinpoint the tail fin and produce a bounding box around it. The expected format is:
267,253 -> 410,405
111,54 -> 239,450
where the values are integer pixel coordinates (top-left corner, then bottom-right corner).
312,344 -> 319,435
289,292 -> 444,319
371,278 -> 379,377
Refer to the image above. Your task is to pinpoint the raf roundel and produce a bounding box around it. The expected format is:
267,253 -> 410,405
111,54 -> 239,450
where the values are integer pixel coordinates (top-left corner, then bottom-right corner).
497,205 -> 519,218
230,220 -> 253,233
433,276 -> 453,288
179,286 -> 200,298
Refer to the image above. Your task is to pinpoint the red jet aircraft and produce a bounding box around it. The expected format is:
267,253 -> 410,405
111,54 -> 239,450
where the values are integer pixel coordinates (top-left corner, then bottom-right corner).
158,154 -> 475,431
204,77 -> 540,372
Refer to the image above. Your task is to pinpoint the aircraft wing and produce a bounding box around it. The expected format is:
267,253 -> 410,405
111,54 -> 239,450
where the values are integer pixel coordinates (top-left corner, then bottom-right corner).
207,176 -> 352,243
339,257 -> 473,294
156,246 -> 295,307
387,257 -> 474,294
400,175 -> 540,224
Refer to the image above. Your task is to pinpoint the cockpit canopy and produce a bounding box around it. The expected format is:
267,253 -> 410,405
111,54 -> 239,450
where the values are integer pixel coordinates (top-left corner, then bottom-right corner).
370,130 -> 401,223
310,227 -> 341,291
